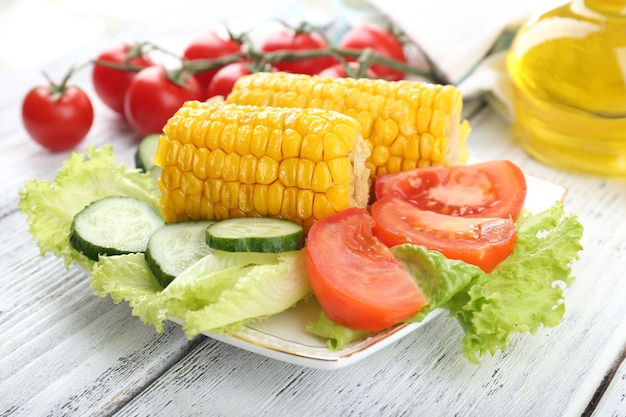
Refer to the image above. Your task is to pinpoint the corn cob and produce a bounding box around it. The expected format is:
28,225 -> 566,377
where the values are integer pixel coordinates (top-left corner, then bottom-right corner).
154,101 -> 370,230
226,72 -> 470,178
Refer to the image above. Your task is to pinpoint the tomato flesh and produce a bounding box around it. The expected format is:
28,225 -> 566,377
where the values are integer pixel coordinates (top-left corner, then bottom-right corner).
306,207 -> 428,331
375,160 -> 527,219
371,196 -> 517,273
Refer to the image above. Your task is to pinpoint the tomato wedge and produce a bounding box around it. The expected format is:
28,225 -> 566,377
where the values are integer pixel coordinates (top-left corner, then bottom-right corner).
371,196 -> 517,273
374,160 -> 527,219
306,208 -> 428,331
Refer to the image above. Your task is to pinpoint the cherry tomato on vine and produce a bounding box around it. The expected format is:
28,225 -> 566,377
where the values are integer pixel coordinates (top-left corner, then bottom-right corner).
124,66 -> 202,137
261,28 -> 335,75
92,43 -> 154,116
206,61 -> 252,99
317,62 -> 378,79
22,82 -> 93,152
183,31 -> 243,99
338,24 -> 407,81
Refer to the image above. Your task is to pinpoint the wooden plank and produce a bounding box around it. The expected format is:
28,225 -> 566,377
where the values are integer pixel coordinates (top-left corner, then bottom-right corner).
1,2 -> 625,415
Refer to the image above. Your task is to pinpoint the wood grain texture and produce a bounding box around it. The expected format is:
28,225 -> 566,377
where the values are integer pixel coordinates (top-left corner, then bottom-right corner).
1,2 -> 625,416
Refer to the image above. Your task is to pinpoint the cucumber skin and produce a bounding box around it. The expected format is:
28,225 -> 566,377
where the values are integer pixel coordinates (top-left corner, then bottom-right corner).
205,218 -> 305,253
135,134 -> 160,172
205,235 -> 304,253
145,220 -> 215,288
69,228 -> 130,261
69,196 -> 164,262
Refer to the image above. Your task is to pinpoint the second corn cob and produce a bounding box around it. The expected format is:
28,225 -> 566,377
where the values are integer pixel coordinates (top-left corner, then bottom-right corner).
154,101 -> 370,231
226,72 -> 470,178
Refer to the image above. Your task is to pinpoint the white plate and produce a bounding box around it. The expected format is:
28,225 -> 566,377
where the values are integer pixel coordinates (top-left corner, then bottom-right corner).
173,175 -> 567,370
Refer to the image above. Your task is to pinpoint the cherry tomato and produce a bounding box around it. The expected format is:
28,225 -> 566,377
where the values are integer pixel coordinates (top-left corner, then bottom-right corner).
338,24 -> 407,81
374,160 -> 527,219
92,43 -> 154,116
371,196 -> 517,273
183,31 -> 243,99
306,207 -> 428,331
261,29 -> 335,75
22,83 -> 93,151
124,66 -> 202,137
206,61 -> 252,99
317,62 -> 378,78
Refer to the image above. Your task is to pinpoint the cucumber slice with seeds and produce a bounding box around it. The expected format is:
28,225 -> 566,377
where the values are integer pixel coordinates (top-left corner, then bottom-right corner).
135,134 -> 160,172
70,196 -> 164,261
145,220 -> 215,288
205,217 -> 305,253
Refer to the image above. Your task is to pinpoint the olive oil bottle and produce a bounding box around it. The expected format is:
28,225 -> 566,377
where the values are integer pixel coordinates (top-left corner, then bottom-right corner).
507,0 -> 626,177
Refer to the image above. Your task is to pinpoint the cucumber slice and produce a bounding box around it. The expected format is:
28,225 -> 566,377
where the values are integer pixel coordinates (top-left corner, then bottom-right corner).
205,217 -> 305,253
135,134 -> 160,172
145,220 -> 215,288
70,196 -> 164,261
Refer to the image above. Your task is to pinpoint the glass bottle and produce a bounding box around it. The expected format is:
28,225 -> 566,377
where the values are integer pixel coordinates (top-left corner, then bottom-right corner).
507,0 -> 626,178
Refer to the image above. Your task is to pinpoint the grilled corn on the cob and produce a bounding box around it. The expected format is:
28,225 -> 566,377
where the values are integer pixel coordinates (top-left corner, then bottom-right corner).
226,72 -> 470,177
154,101 -> 370,230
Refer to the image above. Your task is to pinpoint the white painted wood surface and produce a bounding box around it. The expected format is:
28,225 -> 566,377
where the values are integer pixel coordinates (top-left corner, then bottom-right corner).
1,2 -> 626,416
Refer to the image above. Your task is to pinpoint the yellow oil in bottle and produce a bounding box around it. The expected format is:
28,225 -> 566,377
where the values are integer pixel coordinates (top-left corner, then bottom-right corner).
507,0 -> 626,178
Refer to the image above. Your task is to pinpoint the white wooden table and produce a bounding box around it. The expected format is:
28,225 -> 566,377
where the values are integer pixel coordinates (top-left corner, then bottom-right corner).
1,2 -> 626,416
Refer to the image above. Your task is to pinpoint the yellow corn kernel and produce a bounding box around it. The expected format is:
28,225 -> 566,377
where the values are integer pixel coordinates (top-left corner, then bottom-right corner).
222,153 -> 240,182
238,184 -> 255,214
226,72 -> 469,177
267,129 -> 283,161
250,124 -> 270,157
311,161 -> 333,192
253,184 -> 269,216
192,147 -> 209,180
185,193 -> 202,219
207,149 -> 226,179
207,120 -> 225,150
267,181 -> 285,216
301,134 -> 324,162
278,158 -> 299,187
181,171 -> 204,195
221,182 -> 240,210
281,187 -> 298,220
204,178 -> 223,203
256,155 -> 279,185
297,189 -> 315,220
235,124 -> 252,156
178,143 -> 196,171
282,128 -> 303,159
297,159 -> 316,189
156,101 -> 370,229
327,157 -> 353,184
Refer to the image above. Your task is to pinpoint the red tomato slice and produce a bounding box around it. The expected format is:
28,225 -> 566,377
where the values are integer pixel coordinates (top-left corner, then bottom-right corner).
374,160 -> 527,219
371,196 -> 517,273
306,207 -> 428,331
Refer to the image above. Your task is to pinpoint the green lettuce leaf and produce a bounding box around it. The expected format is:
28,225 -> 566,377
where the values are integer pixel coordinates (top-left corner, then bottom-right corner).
183,250 -> 311,337
307,202 -> 583,364
18,145 -> 159,270
91,250 -> 311,337
306,311 -> 371,351
449,203 -> 584,363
